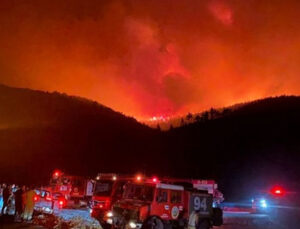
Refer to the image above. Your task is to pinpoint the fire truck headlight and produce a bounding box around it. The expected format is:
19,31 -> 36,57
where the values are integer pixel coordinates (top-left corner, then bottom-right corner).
106,211 -> 113,217
129,221 -> 137,228
107,218 -> 113,224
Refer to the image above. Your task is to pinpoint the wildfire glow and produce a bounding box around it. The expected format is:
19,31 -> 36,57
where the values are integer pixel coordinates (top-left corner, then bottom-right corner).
0,0 -> 300,119
149,116 -> 170,122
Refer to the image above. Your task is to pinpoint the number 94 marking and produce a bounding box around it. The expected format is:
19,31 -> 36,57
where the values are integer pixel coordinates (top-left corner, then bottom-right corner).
193,197 -> 207,211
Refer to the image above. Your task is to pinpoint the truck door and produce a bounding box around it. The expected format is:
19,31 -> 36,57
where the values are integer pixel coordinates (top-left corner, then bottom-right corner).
152,188 -> 170,220
169,190 -> 183,220
111,181 -> 126,203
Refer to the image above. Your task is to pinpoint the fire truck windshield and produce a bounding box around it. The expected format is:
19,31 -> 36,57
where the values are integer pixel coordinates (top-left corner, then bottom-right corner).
123,183 -> 154,202
50,176 -> 70,186
94,180 -> 114,196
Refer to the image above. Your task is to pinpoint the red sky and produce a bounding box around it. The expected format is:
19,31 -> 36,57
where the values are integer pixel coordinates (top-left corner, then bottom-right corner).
0,0 -> 300,119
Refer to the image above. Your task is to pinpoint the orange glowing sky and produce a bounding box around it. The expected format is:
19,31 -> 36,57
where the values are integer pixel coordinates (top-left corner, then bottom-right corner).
0,0 -> 300,119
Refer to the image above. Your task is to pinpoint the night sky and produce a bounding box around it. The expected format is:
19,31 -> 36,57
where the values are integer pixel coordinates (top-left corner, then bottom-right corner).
0,0 -> 300,119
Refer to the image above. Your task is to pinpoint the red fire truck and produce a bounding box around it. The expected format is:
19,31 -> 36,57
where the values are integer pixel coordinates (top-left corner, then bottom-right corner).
49,170 -> 94,208
109,175 -> 223,229
91,173 -> 135,223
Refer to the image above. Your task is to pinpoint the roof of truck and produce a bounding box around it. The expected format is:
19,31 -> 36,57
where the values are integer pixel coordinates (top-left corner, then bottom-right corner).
156,183 -> 184,191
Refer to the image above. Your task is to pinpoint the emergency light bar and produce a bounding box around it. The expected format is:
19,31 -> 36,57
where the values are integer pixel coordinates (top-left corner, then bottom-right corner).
53,170 -> 62,178
96,173 -> 118,180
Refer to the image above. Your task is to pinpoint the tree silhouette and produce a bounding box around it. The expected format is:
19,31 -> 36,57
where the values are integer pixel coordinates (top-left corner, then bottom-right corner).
180,118 -> 185,126
209,108 -> 219,119
157,124 -> 161,131
186,113 -> 193,121
195,115 -> 202,122
202,111 -> 209,121
222,108 -> 231,116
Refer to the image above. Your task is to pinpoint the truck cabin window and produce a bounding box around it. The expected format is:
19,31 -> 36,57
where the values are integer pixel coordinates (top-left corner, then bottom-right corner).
124,184 -> 154,201
94,180 -> 113,196
156,189 -> 168,203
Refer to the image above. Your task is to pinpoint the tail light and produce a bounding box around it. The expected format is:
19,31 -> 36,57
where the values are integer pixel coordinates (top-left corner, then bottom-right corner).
58,198 -> 66,208
136,175 -> 142,182
152,177 -> 159,183
34,196 -> 38,201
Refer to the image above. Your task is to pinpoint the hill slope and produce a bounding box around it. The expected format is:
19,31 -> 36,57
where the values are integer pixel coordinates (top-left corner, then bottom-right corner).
163,96 -> 300,199
0,84 -> 160,184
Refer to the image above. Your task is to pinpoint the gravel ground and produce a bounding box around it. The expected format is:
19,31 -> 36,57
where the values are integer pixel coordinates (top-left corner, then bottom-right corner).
1,208 -> 296,229
54,208 -> 101,228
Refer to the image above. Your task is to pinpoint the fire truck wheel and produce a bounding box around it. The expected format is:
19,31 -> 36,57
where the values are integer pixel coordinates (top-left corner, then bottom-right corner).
142,216 -> 164,229
212,208 -> 223,226
196,219 -> 210,229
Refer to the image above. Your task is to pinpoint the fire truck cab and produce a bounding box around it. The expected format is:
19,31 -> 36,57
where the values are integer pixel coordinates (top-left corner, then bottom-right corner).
110,176 -> 223,229
91,173 -> 133,223
49,170 -> 94,208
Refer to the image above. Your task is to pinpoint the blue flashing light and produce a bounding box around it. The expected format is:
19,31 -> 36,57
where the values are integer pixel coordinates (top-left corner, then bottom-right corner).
260,199 -> 267,208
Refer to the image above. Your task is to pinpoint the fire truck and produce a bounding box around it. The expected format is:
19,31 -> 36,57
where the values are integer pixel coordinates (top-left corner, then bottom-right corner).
160,179 -> 224,207
91,173 -> 135,224
49,170 -> 94,208
108,175 -> 223,229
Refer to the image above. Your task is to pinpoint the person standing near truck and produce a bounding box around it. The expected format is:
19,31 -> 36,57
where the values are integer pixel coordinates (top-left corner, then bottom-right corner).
1,184 -> 9,215
23,187 -> 36,221
14,186 -> 24,221
0,184 -> 3,214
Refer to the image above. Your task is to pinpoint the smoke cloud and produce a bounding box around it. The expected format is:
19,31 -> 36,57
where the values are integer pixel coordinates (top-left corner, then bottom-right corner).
0,0 -> 300,119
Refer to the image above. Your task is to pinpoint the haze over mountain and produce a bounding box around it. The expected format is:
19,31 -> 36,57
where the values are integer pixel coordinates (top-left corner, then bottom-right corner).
1,0 -> 300,118
1,84 -> 300,199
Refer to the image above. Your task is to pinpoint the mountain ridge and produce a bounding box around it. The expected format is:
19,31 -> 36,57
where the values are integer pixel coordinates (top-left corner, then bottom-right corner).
1,84 -> 300,200
147,95 -> 300,130
0,83 -> 148,130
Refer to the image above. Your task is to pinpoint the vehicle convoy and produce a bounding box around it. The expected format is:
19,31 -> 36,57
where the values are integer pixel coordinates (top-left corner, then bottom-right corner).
91,173 -> 135,223
108,176 -> 223,229
49,170 -> 94,208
